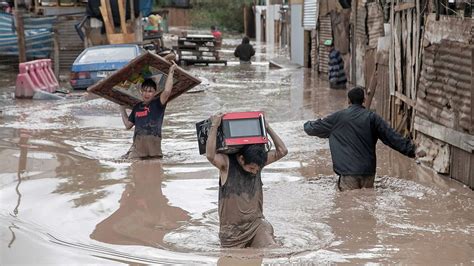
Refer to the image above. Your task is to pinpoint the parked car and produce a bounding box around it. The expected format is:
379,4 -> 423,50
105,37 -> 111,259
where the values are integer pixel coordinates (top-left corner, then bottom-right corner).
70,44 -> 145,90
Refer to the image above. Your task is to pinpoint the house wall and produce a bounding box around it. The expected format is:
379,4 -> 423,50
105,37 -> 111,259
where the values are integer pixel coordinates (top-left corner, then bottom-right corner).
265,4 -> 281,46
290,3 -> 305,65
415,14 -> 473,188
255,6 -> 266,43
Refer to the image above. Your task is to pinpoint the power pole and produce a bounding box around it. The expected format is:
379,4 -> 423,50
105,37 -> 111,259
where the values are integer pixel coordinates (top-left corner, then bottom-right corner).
14,0 -> 27,63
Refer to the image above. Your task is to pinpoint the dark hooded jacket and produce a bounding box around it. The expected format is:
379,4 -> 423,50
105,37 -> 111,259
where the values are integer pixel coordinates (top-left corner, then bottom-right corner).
304,104 -> 416,176
234,37 -> 255,62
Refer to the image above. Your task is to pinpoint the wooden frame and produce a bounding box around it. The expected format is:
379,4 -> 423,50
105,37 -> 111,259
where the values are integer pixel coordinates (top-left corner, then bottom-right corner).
87,52 -> 201,107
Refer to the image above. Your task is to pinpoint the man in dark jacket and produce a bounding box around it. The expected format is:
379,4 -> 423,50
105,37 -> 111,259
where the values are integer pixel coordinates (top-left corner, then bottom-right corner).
303,86 -> 421,191
234,36 -> 255,64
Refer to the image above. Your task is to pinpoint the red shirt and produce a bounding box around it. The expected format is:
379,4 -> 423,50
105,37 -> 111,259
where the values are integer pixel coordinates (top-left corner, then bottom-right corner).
212,30 -> 222,40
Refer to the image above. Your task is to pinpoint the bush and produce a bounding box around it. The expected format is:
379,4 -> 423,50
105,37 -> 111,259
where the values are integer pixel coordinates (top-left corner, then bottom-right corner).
189,0 -> 253,32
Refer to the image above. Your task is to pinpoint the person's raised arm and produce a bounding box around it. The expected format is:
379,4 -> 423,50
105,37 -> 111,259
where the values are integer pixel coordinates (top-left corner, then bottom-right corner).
206,114 -> 228,172
120,106 -> 134,130
160,62 -> 177,105
265,122 -> 288,166
303,111 -> 339,138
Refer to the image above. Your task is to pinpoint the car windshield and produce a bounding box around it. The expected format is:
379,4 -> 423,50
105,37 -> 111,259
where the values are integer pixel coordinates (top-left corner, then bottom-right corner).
78,46 -> 137,63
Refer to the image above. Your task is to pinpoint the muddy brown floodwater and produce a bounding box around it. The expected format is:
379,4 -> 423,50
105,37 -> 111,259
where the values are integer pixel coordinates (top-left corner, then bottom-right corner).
0,36 -> 473,265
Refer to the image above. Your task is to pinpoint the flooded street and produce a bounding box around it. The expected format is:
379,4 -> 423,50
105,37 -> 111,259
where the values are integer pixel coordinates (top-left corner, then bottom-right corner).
0,37 -> 473,265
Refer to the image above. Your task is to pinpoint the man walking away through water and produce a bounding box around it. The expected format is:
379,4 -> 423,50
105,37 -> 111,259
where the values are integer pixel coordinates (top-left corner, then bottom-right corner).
206,114 -> 288,248
120,62 -> 178,159
325,39 -> 347,89
234,36 -> 255,64
303,86 -> 424,191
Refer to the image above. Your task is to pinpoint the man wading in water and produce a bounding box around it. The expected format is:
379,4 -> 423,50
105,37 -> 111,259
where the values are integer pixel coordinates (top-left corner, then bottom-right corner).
120,63 -> 177,159
304,86 -> 424,191
206,114 -> 288,248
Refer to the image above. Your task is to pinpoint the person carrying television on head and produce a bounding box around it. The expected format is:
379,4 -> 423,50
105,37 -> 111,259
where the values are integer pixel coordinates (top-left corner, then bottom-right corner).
206,114 -> 288,248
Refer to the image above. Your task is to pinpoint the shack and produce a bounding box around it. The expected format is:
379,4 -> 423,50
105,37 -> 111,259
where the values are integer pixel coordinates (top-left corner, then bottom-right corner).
414,14 -> 473,187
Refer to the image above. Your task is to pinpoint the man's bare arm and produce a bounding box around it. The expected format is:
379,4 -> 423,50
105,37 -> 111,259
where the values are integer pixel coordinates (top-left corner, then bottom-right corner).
265,123 -> 288,165
120,106 -> 134,129
160,62 -> 177,105
206,114 -> 228,170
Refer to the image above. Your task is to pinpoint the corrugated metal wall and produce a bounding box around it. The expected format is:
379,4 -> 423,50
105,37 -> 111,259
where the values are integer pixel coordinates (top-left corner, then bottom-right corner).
417,41 -> 471,133
365,3 -> 384,103
367,2 -> 384,49
416,15 -> 473,189
55,15 -> 84,74
303,0 -> 317,29
318,15 -> 331,73
355,6 -> 367,86
451,147 -> 474,189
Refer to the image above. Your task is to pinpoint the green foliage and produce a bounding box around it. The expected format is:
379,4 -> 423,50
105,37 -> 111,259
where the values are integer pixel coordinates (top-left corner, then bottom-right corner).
189,0 -> 253,32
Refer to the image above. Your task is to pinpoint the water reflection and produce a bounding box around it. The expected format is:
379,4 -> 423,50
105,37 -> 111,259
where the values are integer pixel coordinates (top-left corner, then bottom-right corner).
8,129 -> 30,248
217,256 -> 262,266
90,160 -> 190,248
14,129 -> 30,216
328,190 -> 380,262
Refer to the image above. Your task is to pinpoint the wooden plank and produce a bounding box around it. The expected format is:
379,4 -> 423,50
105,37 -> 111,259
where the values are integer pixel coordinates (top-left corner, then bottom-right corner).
14,8 -> 26,63
402,10 -> 409,99
406,10 -> 413,100
34,0 -> 39,14
366,60 -> 378,109
99,0 -> 114,35
104,0 -> 114,28
394,10 -> 403,96
389,0 -> 395,96
87,52 -> 201,107
471,21 -> 474,135
351,0 -> 358,84
130,0 -> 135,24
395,91 -> 416,108
414,116 -> 474,153
118,0 -> 128,34
394,2 -> 415,12
415,0 -> 421,85
53,33 -> 59,78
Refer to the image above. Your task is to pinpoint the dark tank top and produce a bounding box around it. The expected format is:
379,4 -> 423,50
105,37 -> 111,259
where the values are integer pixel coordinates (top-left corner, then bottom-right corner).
218,154 -> 264,248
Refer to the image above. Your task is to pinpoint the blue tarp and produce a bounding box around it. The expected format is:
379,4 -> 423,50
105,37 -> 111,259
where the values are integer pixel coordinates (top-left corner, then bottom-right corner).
0,13 -> 56,58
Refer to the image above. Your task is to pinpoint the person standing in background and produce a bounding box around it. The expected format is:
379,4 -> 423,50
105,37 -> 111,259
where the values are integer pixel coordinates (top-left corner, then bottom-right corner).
234,36 -> 255,64
325,39 -> 347,89
211,25 -> 222,48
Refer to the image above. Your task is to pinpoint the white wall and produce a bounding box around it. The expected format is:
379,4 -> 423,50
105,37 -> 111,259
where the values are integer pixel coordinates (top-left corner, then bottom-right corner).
265,4 -> 281,45
255,6 -> 266,43
290,4 -> 305,66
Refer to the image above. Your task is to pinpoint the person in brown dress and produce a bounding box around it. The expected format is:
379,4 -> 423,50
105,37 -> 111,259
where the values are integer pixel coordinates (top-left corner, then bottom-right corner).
206,114 -> 288,248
